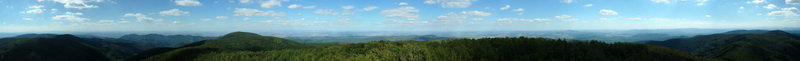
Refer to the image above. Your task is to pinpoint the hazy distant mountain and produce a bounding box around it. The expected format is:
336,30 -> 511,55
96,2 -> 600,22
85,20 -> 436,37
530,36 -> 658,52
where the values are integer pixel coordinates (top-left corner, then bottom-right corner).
118,34 -> 216,47
0,35 -> 111,61
646,30 -> 800,61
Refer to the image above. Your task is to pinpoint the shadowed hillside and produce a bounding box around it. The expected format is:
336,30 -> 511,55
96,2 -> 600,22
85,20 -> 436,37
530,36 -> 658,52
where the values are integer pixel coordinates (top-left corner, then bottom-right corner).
646,30 -> 800,61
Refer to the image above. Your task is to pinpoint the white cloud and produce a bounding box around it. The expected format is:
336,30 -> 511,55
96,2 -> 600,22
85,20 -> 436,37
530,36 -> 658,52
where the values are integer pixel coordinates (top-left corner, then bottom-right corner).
314,9 -> 339,15
764,4 -> 778,10
584,4 -> 593,7
512,8 -> 525,12
788,0 -> 800,5
361,6 -> 379,11
52,0 -> 101,9
647,18 -> 671,21
599,9 -> 619,15
423,0 -> 477,8
123,13 -> 164,22
747,0 -> 765,4
216,16 -> 229,20
28,5 -> 44,9
398,2 -> 408,5
383,20 -> 429,24
696,0 -> 708,5
342,5 -> 355,10
240,0 -> 250,3
175,0 -> 202,6
472,18 -> 484,21
159,9 -> 189,16
555,15 -> 572,19
261,0 -> 281,8
242,18 -> 252,21
172,21 -> 180,24
233,8 -> 286,16
66,12 -> 83,15
769,7 -> 800,17
652,0 -> 671,3
288,4 -> 301,9
302,6 -> 316,9
200,18 -> 213,21
381,7 -> 420,20
496,18 -> 549,23
287,4 -> 315,9
118,21 -> 130,23
500,5 -> 510,10
22,18 -> 33,20
740,6 -> 745,9
98,20 -> 114,23
705,15 -> 711,17
562,0 -> 573,3
433,11 -> 492,23
53,12 -> 90,22
21,9 -> 43,14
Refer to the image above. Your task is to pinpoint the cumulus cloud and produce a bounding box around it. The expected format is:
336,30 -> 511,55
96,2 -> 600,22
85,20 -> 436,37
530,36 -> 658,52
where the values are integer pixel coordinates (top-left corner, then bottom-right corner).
216,16 -> 229,20
423,0 -> 477,8
696,0 -> 708,5
240,0 -> 250,3
159,9 -> 189,16
53,0 -> 101,9
768,7 -> 800,17
314,9 -> 339,15
512,8 -> 525,12
764,4 -> 778,10
342,5 -> 356,10
123,13 -> 164,22
788,0 -> 800,5
555,15 -> 572,19
200,18 -> 213,21
500,5 -> 510,10
53,12 -> 90,22
361,6 -> 379,11
383,20 -> 429,24
705,15 -> 711,17
562,0 -> 573,3
599,9 -> 619,15
242,18 -> 252,21
21,9 -> 43,14
381,7 -> 420,20
584,4 -> 593,7
433,11 -> 491,23
287,4 -> 315,9
748,0 -> 765,4
175,0 -> 202,6
398,2 -> 408,5
233,8 -> 286,16
261,0 -> 281,8
21,5 -> 45,14
288,4 -> 301,9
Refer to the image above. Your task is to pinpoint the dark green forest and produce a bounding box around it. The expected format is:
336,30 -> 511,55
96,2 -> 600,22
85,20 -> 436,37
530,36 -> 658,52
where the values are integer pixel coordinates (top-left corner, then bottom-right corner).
1,30 -> 799,61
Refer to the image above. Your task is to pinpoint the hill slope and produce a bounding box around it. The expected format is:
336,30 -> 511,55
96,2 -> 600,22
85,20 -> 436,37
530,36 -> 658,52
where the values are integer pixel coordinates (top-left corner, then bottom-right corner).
646,30 -> 800,61
0,35 -> 111,61
139,32 -> 711,61
137,32 -> 312,61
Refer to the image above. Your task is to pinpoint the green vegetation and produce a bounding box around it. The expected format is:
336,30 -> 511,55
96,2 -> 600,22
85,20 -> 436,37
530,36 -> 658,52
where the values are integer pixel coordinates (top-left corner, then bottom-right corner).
140,32 -> 710,61
0,35 -> 111,61
285,35 -> 448,43
646,30 -> 800,61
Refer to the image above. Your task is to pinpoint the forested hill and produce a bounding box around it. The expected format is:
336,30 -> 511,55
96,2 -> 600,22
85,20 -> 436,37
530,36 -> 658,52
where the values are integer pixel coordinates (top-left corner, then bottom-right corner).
134,32 -> 314,61
646,30 -> 800,61
0,35 -> 111,61
137,32 -> 712,61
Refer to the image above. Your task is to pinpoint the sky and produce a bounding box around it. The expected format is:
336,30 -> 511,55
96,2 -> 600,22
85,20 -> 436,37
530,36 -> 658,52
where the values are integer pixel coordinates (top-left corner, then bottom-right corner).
1,0 -> 799,32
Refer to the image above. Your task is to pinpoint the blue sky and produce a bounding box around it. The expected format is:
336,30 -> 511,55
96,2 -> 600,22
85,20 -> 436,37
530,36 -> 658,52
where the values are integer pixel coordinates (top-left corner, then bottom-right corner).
1,0 -> 799,32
